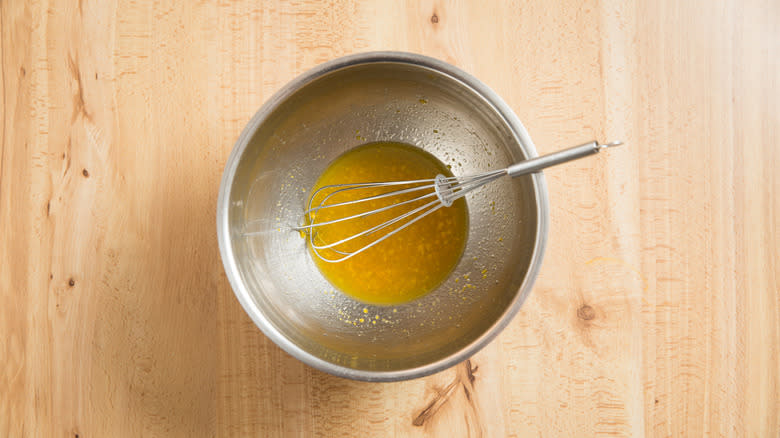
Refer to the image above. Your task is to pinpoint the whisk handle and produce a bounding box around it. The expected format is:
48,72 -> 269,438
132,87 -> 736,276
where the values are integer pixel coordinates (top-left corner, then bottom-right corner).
506,140 -> 621,178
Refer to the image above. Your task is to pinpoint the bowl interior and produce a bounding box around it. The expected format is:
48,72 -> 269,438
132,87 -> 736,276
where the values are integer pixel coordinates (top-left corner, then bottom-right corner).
222,59 -> 542,377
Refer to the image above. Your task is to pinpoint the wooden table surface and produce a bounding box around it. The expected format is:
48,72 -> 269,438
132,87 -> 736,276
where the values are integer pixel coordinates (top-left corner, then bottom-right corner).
2,1 -> 778,436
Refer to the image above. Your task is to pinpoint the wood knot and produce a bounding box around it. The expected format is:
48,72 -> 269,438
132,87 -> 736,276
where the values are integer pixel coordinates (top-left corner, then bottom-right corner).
577,304 -> 595,320
20,66 -> 26,77
82,169 -> 89,177
465,359 -> 477,383
68,278 -> 76,287
430,13 -> 439,24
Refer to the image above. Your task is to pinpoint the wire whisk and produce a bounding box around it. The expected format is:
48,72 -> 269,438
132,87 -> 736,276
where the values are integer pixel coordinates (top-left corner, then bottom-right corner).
294,140 -> 622,263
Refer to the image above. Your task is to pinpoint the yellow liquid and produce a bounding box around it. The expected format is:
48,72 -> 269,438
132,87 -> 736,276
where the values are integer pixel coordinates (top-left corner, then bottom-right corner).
307,142 -> 468,305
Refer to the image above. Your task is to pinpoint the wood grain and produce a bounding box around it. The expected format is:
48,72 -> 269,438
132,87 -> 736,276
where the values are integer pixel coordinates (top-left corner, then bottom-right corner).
1,0 -> 777,436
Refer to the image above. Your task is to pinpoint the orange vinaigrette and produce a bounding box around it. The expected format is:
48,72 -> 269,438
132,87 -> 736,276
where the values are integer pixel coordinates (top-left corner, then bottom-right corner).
307,142 -> 468,305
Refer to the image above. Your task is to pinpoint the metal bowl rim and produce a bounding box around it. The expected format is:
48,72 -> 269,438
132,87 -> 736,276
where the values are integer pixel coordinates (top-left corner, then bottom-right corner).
216,51 -> 549,382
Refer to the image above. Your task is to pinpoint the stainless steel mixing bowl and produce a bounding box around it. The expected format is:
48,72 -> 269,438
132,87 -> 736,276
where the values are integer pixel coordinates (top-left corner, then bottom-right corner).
217,52 -> 549,381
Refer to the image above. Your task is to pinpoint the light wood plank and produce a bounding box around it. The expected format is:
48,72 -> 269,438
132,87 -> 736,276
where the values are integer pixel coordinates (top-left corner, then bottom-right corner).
1,0 -> 777,436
